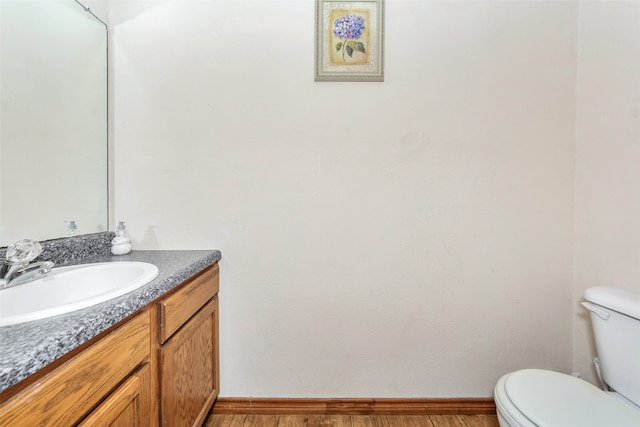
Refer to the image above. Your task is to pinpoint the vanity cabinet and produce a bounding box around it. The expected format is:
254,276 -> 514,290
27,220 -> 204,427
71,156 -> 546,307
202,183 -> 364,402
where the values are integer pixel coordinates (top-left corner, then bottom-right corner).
158,264 -> 220,427
0,262 -> 220,427
0,310 -> 153,427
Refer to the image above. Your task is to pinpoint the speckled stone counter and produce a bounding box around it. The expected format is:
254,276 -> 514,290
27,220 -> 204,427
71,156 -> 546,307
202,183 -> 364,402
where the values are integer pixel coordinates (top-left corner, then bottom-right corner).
0,249 -> 221,393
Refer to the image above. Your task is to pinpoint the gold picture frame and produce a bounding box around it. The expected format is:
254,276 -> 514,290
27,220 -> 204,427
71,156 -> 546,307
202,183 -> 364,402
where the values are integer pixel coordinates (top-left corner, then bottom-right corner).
315,0 -> 385,82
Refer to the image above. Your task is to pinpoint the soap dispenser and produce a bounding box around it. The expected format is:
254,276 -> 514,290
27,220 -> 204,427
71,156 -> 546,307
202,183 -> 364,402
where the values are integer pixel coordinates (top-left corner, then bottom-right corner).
111,221 -> 132,255
65,220 -> 78,237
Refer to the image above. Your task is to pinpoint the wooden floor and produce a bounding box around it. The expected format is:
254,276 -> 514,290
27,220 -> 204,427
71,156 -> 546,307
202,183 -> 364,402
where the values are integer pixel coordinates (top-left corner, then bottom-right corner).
204,414 -> 500,427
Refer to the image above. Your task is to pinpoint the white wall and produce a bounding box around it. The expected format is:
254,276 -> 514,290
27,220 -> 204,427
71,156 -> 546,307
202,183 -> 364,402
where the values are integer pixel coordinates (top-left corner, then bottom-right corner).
573,1 -> 640,386
111,0 -> 578,397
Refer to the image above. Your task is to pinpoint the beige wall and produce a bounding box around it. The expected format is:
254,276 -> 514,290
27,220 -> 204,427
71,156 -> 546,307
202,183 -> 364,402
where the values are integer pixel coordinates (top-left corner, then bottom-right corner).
573,1 -> 640,386
111,0 -> 580,397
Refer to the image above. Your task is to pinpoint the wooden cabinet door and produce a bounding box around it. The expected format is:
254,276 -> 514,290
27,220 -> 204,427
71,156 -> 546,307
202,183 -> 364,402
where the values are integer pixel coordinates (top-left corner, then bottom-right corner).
159,296 -> 219,427
79,363 -> 152,427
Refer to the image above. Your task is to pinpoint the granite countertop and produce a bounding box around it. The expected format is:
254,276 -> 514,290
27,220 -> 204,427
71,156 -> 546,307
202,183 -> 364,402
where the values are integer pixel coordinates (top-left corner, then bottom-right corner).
0,249 -> 222,393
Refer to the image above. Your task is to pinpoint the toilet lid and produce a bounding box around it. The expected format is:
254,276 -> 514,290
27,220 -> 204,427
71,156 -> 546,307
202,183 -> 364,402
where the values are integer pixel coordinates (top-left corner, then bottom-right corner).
505,369 -> 640,427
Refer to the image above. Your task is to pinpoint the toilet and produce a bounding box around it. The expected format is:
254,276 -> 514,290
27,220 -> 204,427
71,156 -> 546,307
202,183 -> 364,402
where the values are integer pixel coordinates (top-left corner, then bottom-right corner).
494,286 -> 640,427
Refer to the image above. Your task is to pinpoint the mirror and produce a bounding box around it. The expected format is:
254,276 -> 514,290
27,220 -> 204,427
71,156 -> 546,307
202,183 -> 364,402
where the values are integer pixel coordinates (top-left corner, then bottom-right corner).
0,0 -> 108,246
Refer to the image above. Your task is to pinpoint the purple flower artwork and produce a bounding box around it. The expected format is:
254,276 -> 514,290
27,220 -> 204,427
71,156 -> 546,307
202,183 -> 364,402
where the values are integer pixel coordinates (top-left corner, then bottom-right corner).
333,14 -> 367,61
315,0 -> 383,81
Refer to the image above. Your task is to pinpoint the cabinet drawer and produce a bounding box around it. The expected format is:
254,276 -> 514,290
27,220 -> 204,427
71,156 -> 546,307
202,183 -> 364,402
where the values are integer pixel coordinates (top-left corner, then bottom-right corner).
158,264 -> 219,344
0,311 -> 151,427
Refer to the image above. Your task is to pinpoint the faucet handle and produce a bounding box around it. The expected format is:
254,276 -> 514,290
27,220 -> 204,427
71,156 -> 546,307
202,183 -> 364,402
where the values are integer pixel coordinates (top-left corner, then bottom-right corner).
5,239 -> 43,264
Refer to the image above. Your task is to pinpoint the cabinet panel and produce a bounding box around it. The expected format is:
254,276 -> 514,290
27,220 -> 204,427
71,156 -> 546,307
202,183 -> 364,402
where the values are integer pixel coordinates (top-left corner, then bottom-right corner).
79,363 -> 152,427
159,296 -> 219,427
0,311 -> 151,427
159,264 -> 219,344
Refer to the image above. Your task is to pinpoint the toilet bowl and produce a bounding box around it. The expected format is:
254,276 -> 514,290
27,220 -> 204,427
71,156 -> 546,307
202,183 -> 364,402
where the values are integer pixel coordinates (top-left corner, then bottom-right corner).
494,286 -> 640,427
494,369 -> 640,427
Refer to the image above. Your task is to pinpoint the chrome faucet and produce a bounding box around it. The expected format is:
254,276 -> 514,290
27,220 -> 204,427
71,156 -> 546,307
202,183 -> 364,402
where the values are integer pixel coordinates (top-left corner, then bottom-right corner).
0,240 -> 55,289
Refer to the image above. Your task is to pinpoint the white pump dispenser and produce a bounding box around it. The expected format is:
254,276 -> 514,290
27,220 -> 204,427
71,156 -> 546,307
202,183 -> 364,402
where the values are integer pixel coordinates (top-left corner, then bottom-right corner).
65,220 -> 78,237
111,221 -> 132,255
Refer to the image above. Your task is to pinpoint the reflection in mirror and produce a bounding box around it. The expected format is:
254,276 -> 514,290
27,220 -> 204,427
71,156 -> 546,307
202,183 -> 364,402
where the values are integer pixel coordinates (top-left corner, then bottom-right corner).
0,0 -> 108,246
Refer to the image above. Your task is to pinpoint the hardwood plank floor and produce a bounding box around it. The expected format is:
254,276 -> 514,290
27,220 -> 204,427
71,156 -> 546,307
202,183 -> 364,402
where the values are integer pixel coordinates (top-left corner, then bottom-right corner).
204,414 -> 500,427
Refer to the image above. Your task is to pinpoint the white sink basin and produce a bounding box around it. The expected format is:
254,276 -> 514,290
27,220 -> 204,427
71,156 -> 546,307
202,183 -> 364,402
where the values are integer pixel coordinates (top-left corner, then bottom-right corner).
0,262 -> 159,327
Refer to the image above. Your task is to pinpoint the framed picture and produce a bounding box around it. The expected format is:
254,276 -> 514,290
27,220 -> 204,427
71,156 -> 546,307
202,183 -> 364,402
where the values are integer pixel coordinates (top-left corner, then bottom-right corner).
315,0 -> 384,82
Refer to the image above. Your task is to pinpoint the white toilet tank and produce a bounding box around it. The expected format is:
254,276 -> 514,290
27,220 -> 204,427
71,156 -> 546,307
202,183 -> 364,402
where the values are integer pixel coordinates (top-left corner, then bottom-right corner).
583,286 -> 640,407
